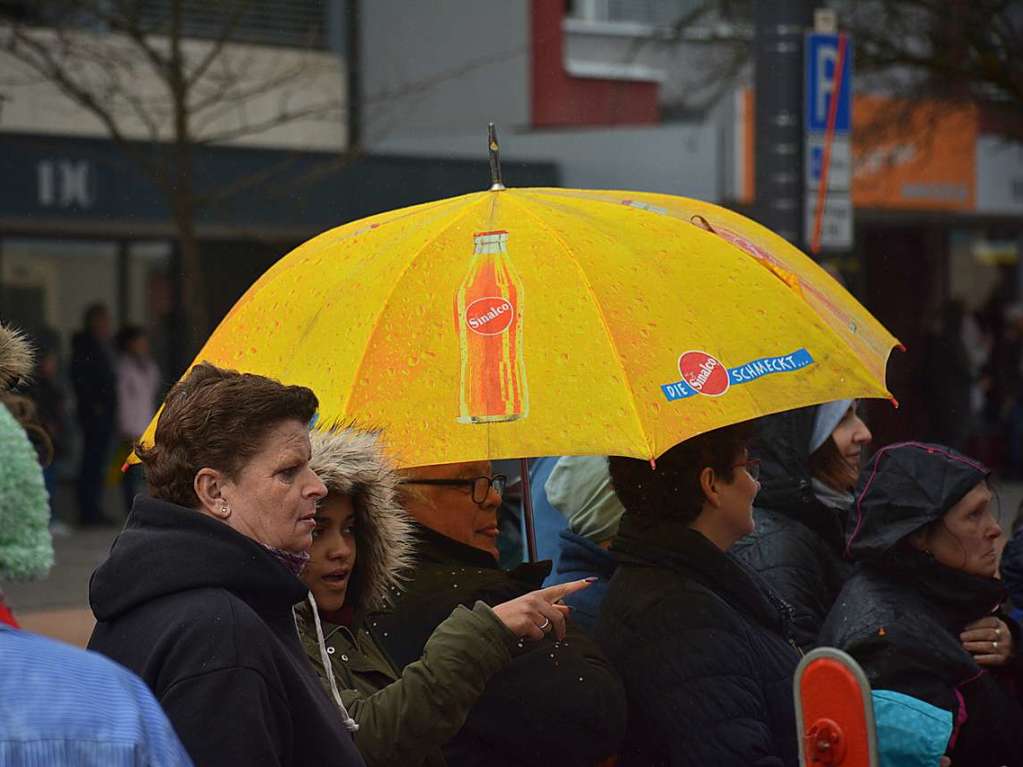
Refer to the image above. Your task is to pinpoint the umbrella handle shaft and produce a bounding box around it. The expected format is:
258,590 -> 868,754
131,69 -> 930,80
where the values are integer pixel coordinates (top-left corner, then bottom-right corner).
520,457 -> 538,563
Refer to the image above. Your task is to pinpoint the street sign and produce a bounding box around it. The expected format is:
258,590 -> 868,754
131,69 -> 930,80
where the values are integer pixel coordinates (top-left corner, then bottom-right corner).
805,33 -> 852,135
806,135 -> 851,191
805,193 -> 853,249
805,31 -> 854,252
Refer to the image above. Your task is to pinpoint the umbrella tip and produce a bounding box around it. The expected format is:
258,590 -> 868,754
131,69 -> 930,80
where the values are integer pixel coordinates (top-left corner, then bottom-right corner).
488,122 -> 505,191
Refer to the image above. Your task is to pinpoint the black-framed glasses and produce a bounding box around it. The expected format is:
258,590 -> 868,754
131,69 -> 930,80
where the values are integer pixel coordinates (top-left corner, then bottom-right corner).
733,458 -> 761,481
399,474 -> 508,505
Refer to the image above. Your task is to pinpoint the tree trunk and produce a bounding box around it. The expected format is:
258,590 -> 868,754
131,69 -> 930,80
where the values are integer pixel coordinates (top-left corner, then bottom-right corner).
169,136 -> 208,360
173,203 -> 208,360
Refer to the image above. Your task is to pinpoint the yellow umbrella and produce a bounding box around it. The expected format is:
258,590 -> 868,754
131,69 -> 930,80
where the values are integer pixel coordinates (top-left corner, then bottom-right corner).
136,184 -> 898,470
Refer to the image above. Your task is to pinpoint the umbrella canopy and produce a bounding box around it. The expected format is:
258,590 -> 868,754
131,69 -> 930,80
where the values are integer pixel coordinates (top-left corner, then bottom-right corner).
137,187 -> 899,467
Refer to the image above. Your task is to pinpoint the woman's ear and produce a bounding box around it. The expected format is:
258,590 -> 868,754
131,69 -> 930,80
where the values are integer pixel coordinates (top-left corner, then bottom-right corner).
699,466 -> 721,509
194,468 -> 230,519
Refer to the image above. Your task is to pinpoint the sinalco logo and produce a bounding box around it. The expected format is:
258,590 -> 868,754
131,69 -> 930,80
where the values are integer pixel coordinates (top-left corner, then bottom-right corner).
678,351 -> 730,397
466,296 -> 515,335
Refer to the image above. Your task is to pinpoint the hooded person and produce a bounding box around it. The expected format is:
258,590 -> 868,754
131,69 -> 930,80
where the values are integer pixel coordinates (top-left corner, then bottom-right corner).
732,400 -> 871,649
0,322 -> 191,766
543,455 -> 625,634
297,426 -> 595,767
819,442 -> 1023,767
87,363 -> 365,767
371,457 -> 628,767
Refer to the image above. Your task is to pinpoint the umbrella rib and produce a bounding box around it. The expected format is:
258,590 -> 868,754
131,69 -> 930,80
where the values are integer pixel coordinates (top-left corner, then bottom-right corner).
504,193 -> 653,459
338,194 -> 484,421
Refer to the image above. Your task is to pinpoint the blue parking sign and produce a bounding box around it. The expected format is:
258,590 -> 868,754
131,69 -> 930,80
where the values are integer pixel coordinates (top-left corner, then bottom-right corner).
805,33 -> 852,134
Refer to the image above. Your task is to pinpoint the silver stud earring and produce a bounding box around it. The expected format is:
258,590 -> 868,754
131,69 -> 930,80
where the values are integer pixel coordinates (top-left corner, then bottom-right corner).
220,503 -> 231,518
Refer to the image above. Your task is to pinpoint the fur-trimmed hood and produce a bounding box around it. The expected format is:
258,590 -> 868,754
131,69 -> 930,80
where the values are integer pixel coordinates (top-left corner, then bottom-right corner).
0,324 -> 33,392
308,425 -> 414,612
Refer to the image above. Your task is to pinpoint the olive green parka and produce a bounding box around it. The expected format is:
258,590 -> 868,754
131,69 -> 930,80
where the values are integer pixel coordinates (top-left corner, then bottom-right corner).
297,427 -> 517,767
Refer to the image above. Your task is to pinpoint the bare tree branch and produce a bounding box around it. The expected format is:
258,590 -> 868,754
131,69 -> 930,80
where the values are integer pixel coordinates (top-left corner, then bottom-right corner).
195,99 -> 342,145
185,0 -> 253,88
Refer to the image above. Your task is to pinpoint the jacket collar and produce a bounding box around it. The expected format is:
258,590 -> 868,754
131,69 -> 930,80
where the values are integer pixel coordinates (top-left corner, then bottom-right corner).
613,513 -> 793,636
409,522 -> 552,588
410,522 -> 502,568
90,497 -> 308,626
875,547 -> 1007,628
555,530 -> 617,579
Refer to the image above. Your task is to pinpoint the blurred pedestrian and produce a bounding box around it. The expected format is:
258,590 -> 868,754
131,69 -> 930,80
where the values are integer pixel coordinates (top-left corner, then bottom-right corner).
116,325 -> 160,514
921,300 -> 975,451
598,423 -> 800,767
374,460 -> 627,767
543,455 -> 625,634
298,425 -> 593,767
998,512 -> 1023,625
819,442 -> 1023,766
732,400 -> 871,649
0,321 -> 191,766
71,303 -> 117,527
88,363 -> 366,767
23,338 -> 71,535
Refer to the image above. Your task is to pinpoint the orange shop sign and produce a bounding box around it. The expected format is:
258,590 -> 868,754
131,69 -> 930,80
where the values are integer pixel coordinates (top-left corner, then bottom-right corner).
851,96 -> 977,211
736,90 -> 977,212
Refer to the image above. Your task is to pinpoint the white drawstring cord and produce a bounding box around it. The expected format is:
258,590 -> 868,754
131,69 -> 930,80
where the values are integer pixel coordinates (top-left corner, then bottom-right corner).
306,592 -> 359,732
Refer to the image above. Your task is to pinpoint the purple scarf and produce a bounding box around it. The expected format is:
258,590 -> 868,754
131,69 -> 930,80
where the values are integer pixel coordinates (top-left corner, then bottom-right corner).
262,544 -> 310,578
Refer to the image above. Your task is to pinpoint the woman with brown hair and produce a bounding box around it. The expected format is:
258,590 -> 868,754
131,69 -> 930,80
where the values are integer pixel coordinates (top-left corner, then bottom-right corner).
87,363 -> 365,767
597,422 -> 801,766
732,400 -> 872,649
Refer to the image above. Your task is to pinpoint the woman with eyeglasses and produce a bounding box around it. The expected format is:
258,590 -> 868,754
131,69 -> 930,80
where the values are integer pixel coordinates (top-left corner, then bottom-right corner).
371,459 -> 628,767
732,400 -> 872,649
295,426 -> 596,767
597,422 -> 801,767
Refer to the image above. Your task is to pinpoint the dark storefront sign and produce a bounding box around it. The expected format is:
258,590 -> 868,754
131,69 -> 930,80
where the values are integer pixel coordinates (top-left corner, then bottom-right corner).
0,133 -> 560,237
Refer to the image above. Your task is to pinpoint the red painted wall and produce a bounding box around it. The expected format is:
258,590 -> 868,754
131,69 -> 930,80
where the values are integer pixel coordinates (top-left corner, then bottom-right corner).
531,0 -> 660,128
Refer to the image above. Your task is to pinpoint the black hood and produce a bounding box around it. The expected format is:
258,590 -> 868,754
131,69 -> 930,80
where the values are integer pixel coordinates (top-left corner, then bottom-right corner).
751,406 -> 817,510
846,442 -> 990,561
90,496 -> 307,622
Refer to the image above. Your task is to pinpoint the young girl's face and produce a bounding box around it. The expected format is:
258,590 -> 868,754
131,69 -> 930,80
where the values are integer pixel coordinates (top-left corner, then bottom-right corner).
304,494 -> 358,611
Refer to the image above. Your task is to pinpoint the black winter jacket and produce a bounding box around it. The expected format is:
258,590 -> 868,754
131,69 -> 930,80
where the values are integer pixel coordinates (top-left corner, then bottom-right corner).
373,523 -> 627,767
732,406 -> 851,649
596,515 -> 801,767
88,497 -> 365,767
819,442 -> 1023,767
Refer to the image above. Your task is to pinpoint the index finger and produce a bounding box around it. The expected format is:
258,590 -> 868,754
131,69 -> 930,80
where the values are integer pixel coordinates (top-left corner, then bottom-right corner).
535,577 -> 597,603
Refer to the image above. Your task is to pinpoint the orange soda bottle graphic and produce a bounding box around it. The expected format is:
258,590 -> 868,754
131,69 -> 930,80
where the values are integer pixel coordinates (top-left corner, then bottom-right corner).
455,230 -> 528,423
